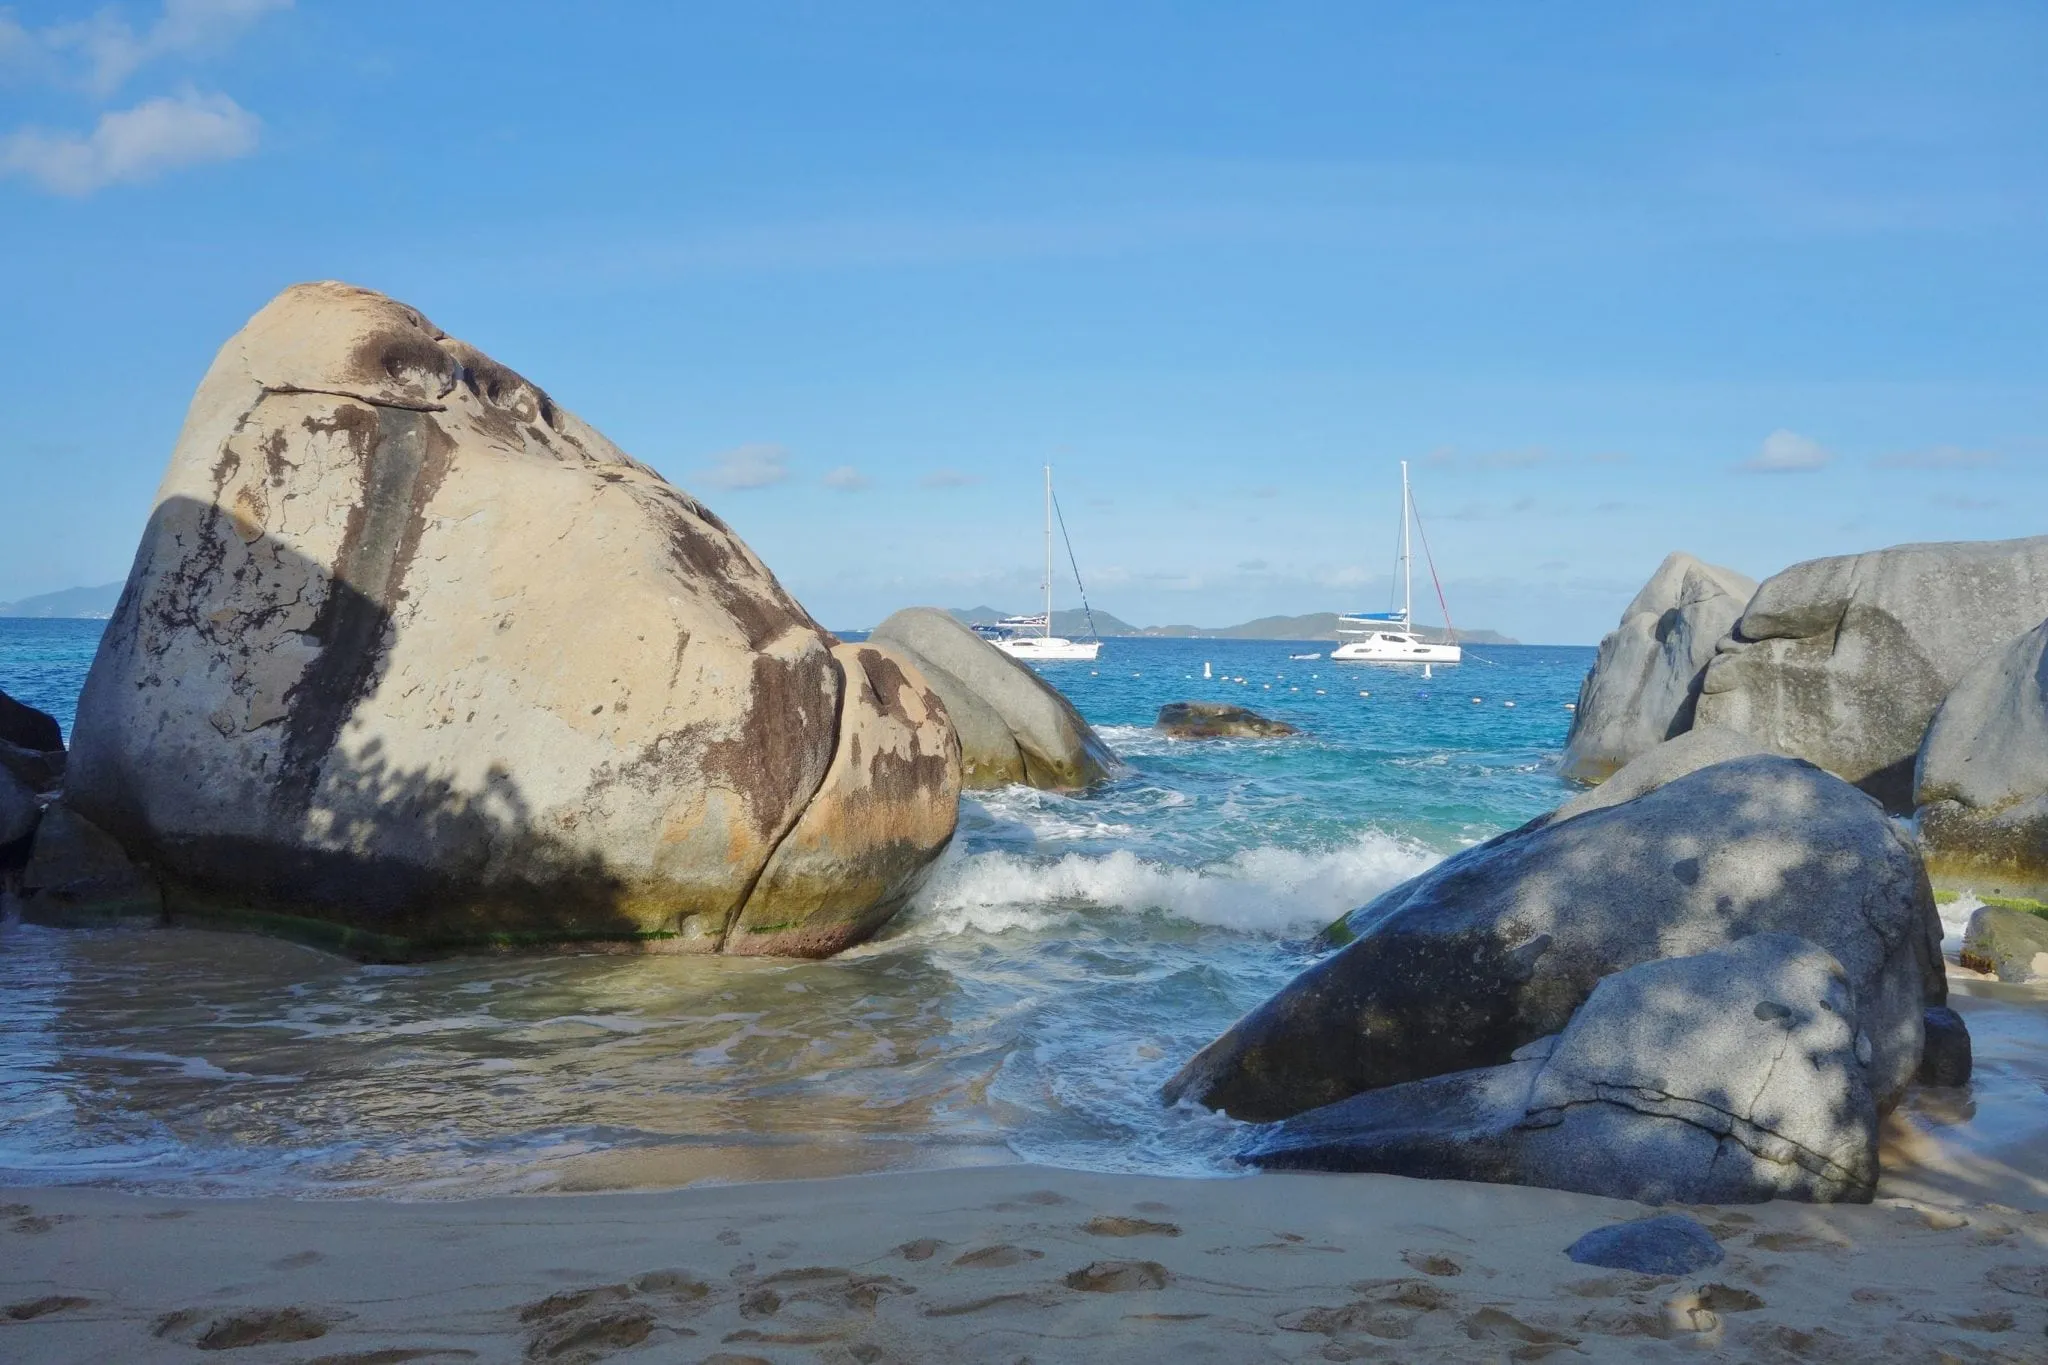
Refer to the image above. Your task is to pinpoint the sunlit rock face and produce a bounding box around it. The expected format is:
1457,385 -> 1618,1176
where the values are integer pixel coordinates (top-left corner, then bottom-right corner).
1696,537 -> 2048,812
68,282 -> 958,958
1914,615 -> 2048,901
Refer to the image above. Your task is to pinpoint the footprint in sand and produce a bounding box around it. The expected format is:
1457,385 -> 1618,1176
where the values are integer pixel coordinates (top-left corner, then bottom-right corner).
1988,1264 -> 2048,1298
6,1295 -> 92,1321
515,1272 -> 713,1362
1401,1251 -> 1463,1277
991,1190 -> 1072,1212
1065,1260 -> 1170,1293
272,1250 -> 324,1270
951,1245 -> 1043,1269
299,1351 -> 480,1365
1750,1230 -> 1846,1253
1948,1307 -> 2016,1332
1463,1306 -> 1579,1355
153,1305 -> 338,1350
1082,1216 -> 1182,1238
895,1239 -> 943,1262
1664,1282 -> 1766,1333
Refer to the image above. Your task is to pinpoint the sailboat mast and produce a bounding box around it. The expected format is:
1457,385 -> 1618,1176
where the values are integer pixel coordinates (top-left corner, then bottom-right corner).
1400,459 -> 1413,627
1043,464 -> 1054,639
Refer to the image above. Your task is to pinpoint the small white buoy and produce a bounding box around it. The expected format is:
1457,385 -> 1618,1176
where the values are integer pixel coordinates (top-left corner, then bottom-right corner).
1132,672 -> 1141,678
1264,683 -> 1273,690
1563,702 -> 1576,710
1290,686 -> 1299,692
1203,661 -> 1212,679
1471,697 -> 1483,704
1423,663 -> 1433,679
1359,690 -> 1370,697
1315,689 -> 1326,695
1503,701 -> 1516,708
1090,670 -> 1098,676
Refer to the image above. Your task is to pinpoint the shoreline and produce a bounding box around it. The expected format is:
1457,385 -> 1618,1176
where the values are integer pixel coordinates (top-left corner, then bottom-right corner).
5,1160 -> 2045,1363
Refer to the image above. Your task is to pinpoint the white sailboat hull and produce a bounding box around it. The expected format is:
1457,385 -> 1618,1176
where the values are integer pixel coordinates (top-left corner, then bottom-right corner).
996,635 -> 1100,662
1331,634 -> 1462,664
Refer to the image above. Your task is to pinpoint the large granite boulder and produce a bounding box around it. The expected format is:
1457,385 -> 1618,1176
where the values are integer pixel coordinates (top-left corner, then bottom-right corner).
1155,702 -> 1297,739
1162,755 -> 1943,1123
65,282 -> 959,959
1914,617 -> 2048,898
1958,905 -> 2048,984
1245,934 -> 1881,1204
0,688 -> 62,754
867,608 -> 1118,790
1560,553 -> 1755,783
1548,725 -> 1768,825
1696,537 -> 2048,811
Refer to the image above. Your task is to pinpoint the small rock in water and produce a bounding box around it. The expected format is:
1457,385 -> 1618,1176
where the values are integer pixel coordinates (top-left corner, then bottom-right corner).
1156,703 -> 1299,740
1566,1215 -> 1723,1275
1918,1005 -> 1973,1086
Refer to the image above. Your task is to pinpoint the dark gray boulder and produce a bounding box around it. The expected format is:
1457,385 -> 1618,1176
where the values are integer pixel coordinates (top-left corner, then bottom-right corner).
0,738 -> 65,794
1918,1006 -> 1973,1087
868,608 -> 1119,790
1914,617 -> 2048,899
1565,1216 -> 1724,1275
1958,905 -> 2048,983
1560,553 -> 1755,783
17,803 -> 162,926
1155,702 -> 1298,739
0,762 -> 39,860
0,688 -> 62,755
1244,934 -> 1882,1204
1696,536 -> 2048,812
1548,726 -> 1767,825
1163,755 -> 1943,1123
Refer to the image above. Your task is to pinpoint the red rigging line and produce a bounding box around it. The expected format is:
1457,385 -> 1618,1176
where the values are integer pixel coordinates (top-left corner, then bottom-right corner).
1406,490 -> 1458,645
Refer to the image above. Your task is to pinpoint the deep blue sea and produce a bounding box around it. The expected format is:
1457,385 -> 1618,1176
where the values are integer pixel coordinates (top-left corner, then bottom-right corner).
0,624 -> 1595,1195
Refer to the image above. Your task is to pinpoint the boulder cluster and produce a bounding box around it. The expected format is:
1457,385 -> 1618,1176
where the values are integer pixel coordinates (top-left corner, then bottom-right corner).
1168,532 -> 2048,1204
8,282 -> 1118,960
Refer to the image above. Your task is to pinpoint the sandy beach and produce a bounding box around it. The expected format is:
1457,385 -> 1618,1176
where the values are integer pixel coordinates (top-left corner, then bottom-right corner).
7,1069 -> 2046,1365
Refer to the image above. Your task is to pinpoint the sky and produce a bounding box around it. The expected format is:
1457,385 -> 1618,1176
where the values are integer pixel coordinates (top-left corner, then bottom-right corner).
2,2 -> 2044,642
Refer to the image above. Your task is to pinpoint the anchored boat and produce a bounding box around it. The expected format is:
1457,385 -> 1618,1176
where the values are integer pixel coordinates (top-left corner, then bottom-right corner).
1331,460 -> 1462,665
992,465 -> 1101,663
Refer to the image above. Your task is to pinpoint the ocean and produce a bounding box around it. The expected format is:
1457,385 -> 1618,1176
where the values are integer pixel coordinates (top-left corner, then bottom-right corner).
0,622 -> 1595,1196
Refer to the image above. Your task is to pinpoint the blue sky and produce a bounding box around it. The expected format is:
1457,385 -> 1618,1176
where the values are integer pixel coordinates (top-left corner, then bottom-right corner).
3,2 -> 2043,641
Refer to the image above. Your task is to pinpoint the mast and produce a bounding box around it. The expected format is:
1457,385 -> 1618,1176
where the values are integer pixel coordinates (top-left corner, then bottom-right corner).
1043,464 -> 1055,639
1400,459 -> 1413,628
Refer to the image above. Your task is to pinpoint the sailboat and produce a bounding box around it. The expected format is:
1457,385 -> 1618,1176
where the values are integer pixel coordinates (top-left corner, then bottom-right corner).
1331,461 -> 1462,665
993,466 -> 1102,663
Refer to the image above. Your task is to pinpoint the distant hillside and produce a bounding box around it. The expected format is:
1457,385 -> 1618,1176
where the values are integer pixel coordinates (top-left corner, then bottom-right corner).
942,606 -> 1515,645
0,582 -> 122,618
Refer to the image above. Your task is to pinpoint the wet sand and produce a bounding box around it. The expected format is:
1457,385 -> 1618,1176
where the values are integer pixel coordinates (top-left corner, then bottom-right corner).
5,1150 -> 2046,1364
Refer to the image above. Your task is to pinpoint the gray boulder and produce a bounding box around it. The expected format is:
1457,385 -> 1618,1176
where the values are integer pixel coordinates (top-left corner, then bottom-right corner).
1565,1216 -> 1723,1274
1560,553 -> 1755,783
1245,934 -> 1881,1204
1914,617 -> 2048,898
0,687 -> 62,754
1918,1006 -> 1973,1087
1,762 -> 39,856
1163,756 -> 1943,1123
0,738 -> 65,794
1155,702 -> 1297,739
868,608 -> 1119,790
1696,536 -> 2048,811
1549,726 -> 1768,824
1958,905 -> 2048,984
18,803 -> 163,926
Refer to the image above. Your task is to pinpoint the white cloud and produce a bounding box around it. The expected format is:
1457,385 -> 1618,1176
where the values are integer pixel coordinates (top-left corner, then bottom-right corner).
821,465 -> 871,492
43,0 -> 291,97
920,469 -> 981,489
1739,429 -> 1833,473
2,89 -> 259,194
696,443 -> 790,490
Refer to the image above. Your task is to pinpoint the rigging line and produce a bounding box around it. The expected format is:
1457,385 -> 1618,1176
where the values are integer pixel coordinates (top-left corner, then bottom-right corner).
1407,492 -> 1500,667
1049,487 -> 1100,642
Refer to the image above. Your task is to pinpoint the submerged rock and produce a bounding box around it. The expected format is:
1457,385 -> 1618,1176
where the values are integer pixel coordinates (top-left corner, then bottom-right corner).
1245,934 -> 1882,1204
1548,725 -> 1767,824
1918,1005 -> 1973,1087
1915,616 -> 2048,899
65,282 -> 958,958
1958,905 -> 2048,984
1163,756 -> 1943,1123
1561,553 -> 1754,783
1696,537 -> 2048,812
868,607 -> 1118,790
1154,702 -> 1298,739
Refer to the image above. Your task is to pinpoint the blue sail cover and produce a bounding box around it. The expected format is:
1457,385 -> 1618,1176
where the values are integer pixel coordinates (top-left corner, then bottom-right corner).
1340,610 -> 1408,623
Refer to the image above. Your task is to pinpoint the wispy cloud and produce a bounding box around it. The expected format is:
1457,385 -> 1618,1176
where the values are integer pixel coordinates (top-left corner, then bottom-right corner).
35,0 -> 292,97
695,443 -> 790,490
1738,429 -> 1832,473
821,464 -> 871,492
1874,445 -> 1999,469
1934,494 -> 2000,511
919,469 -> 981,489
2,89 -> 259,194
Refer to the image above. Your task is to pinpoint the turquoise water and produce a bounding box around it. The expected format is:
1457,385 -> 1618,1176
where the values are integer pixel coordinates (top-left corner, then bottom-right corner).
0,629 -> 1593,1195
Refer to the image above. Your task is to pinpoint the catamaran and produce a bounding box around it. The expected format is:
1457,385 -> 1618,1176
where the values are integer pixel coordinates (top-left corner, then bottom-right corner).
1331,460 -> 1462,665
993,465 -> 1101,663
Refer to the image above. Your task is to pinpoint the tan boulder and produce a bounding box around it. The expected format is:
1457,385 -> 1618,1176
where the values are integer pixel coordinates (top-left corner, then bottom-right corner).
66,282 -> 957,957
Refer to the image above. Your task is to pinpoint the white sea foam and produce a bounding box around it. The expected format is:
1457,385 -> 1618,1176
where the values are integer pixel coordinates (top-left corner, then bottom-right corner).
1939,891 -> 1984,955
901,829 -> 1439,939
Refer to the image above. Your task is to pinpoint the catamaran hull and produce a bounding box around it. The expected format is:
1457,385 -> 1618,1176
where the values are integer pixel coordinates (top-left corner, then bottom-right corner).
996,637 -> 1101,662
1331,639 -> 1462,663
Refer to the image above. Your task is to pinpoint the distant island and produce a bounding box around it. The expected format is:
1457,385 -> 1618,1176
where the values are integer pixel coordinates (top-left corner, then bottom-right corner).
0,582 -> 122,619
942,606 -> 1519,645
